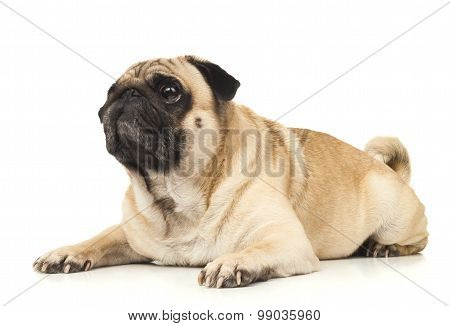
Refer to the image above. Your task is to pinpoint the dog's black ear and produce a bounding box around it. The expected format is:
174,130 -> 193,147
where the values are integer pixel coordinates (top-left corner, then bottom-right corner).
186,56 -> 240,101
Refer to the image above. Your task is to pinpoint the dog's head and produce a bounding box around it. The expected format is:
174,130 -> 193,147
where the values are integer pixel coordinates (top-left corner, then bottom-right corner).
98,56 -> 240,174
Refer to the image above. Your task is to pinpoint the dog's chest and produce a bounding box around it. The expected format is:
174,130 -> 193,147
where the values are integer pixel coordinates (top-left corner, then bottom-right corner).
124,175 -> 227,264
164,178 -> 205,217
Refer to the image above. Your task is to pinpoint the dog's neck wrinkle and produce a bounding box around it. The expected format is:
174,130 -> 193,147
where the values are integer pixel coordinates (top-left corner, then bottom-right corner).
139,170 -> 205,229
196,103 -> 263,208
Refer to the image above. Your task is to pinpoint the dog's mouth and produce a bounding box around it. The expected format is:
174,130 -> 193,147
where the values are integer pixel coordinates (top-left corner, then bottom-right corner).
99,89 -> 184,172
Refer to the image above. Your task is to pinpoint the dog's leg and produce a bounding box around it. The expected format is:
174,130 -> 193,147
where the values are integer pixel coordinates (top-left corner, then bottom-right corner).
365,211 -> 428,258
33,225 -> 150,273
361,188 -> 428,258
198,220 -> 319,288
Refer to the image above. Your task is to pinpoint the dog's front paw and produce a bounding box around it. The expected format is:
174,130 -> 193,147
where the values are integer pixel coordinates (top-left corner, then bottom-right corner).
33,246 -> 93,274
198,254 -> 272,288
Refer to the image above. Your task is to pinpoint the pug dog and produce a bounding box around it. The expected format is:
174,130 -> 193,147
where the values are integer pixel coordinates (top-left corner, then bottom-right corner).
33,56 -> 428,288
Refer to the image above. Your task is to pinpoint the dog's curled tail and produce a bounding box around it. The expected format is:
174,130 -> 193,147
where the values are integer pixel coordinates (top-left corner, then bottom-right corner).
365,137 -> 411,184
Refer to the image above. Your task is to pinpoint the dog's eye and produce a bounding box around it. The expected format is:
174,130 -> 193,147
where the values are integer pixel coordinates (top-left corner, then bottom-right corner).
159,82 -> 182,103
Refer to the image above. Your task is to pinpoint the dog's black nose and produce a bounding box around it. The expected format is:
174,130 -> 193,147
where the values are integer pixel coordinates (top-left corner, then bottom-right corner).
123,88 -> 142,98
99,88 -> 144,124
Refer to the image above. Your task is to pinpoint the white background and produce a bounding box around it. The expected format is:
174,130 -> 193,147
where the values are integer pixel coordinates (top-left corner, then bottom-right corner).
1,0 -> 449,325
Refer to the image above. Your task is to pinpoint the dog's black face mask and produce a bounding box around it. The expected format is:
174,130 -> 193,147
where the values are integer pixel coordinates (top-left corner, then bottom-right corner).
98,74 -> 192,173
97,56 -> 240,175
